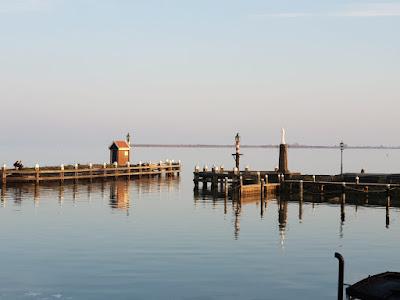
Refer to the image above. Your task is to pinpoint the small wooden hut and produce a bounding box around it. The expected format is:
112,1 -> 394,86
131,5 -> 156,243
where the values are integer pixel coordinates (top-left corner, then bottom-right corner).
109,140 -> 130,166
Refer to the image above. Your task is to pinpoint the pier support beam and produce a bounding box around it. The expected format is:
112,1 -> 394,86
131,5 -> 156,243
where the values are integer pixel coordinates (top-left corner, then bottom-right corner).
1,164 -> 6,186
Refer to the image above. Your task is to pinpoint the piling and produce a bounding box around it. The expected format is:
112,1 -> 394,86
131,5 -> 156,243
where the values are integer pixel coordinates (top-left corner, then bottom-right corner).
386,184 -> 391,228
299,180 -> 304,198
1,164 -> 6,185
35,164 -> 40,184
224,178 -> 228,196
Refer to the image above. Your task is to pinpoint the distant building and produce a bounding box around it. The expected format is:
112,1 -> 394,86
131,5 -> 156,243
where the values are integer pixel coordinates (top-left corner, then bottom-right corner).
109,140 -> 130,165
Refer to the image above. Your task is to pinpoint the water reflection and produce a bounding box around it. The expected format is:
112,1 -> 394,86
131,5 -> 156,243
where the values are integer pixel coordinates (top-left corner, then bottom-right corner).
110,180 -> 130,213
0,177 -> 180,212
194,189 -> 396,241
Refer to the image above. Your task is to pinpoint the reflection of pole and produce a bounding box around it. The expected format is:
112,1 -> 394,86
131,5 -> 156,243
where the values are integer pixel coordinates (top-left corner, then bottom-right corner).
234,202 -> 241,240
386,185 -> 391,228
1,185 -> 6,207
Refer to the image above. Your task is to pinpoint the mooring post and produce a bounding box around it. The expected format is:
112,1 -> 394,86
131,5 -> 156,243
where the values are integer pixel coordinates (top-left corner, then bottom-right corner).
103,162 -> 107,178
114,161 -> 118,178
139,161 -> 142,178
89,163 -> 93,181
60,164 -> 64,183
320,184 -> 324,195
203,165 -> 208,189
299,180 -> 304,198
74,163 -> 78,182
126,161 -> 131,179
211,166 -> 217,191
2,164 -> 6,186
386,184 -> 391,228
260,179 -> 265,200
194,166 -> 200,190
355,176 -> 359,185
257,171 -> 261,183
312,175 -> 316,182
239,175 -> 243,198
341,183 -> 346,223
224,177 -> 228,196
177,160 -> 181,177
35,164 -> 40,184
334,252 -> 344,300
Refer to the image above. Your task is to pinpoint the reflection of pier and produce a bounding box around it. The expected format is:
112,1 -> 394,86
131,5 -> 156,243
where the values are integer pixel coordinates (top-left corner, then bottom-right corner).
193,189 -> 395,241
0,176 -> 180,213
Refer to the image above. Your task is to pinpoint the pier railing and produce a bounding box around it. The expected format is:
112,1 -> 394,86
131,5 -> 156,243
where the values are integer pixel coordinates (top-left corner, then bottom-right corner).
1,162 -> 181,184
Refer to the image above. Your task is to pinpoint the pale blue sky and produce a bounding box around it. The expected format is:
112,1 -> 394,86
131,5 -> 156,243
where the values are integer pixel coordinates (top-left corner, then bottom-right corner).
1,0 -> 399,147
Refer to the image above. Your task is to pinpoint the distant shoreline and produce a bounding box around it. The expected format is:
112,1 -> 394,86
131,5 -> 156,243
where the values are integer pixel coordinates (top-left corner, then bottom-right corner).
134,144 -> 400,150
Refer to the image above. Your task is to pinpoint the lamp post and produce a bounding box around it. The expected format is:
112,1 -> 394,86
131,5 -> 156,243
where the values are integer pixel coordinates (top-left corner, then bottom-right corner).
340,141 -> 345,175
232,133 -> 243,169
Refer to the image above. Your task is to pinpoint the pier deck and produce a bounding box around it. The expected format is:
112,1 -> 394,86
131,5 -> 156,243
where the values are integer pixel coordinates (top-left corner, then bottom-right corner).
1,162 -> 181,185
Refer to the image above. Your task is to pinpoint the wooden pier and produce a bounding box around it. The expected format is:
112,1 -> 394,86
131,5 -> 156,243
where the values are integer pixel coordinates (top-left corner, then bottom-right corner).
1,161 -> 181,185
193,166 -> 281,198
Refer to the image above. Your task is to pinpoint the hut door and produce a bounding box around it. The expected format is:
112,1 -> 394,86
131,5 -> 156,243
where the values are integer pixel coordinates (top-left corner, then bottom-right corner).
112,150 -> 118,163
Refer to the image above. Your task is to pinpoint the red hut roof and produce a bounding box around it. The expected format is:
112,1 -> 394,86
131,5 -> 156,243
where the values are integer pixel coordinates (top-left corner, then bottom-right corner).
109,140 -> 130,150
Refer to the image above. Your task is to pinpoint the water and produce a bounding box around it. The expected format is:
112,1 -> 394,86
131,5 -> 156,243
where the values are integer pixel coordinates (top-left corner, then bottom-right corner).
1,148 -> 400,300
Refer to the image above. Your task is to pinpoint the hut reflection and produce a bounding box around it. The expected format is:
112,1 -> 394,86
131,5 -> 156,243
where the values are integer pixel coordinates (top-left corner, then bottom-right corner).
110,180 -> 130,213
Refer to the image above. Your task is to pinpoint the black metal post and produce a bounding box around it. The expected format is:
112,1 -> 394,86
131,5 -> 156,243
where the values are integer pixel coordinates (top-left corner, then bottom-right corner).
335,252 -> 344,300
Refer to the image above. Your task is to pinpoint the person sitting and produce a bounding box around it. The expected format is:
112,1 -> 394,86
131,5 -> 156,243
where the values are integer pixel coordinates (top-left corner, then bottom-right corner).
13,161 -> 24,170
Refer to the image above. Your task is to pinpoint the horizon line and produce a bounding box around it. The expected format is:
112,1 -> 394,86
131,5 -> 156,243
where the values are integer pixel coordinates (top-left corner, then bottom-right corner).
133,144 -> 400,150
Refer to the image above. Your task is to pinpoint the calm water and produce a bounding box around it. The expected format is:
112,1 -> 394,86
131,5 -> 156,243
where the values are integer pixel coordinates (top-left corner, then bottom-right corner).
1,147 -> 400,300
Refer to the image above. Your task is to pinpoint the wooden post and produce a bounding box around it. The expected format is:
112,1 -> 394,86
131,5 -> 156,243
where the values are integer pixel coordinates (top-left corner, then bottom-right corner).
35,164 -> 40,184
341,183 -> 346,223
260,179 -> 265,200
60,164 -> 64,183
1,164 -> 6,186
103,163 -> 107,178
127,161 -> 131,180
139,161 -> 142,179
224,178 -> 228,196
299,180 -> 304,199
89,163 -> 93,182
114,161 -> 118,178
177,160 -> 181,177
194,166 -> 200,190
257,171 -> 260,183
211,166 -> 217,191
74,163 -> 78,182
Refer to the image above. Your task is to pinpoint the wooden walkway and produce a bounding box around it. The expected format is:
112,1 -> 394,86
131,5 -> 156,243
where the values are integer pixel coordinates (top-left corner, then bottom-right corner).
1,162 -> 181,185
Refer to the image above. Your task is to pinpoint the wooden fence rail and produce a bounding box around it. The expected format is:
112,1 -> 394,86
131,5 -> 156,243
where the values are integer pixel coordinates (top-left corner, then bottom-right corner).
0,162 -> 181,184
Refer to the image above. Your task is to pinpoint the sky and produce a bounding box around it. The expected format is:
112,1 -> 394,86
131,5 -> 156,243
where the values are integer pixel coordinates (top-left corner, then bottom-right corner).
0,0 -> 399,148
